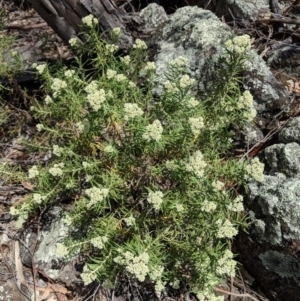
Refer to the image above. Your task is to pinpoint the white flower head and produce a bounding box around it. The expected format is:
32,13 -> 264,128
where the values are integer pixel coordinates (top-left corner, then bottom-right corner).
33,193 -> 45,204
121,55 -> 131,65
112,27 -> 121,36
133,39 -> 147,50
86,89 -> 106,111
53,145 -> 64,157
36,124 -> 44,132
124,103 -> 143,121
69,37 -> 78,46
124,215 -> 135,226
212,180 -> 224,191
228,195 -> 244,212
51,78 -> 67,97
105,44 -> 119,53
106,69 -> 117,79
49,163 -> 64,177
84,81 -> 98,94
245,157 -> 264,182
28,165 -> 39,178
147,191 -> 163,210
186,97 -> 199,108
36,64 -> 47,74
64,69 -> 75,78
103,144 -> 115,153
85,187 -> 109,207
185,150 -> 207,178
142,120 -> 163,142
44,95 -> 53,105
144,62 -> 156,71
188,117 -> 205,135
179,75 -> 195,89
170,56 -> 188,68
114,74 -> 127,82
128,81 -> 136,88
82,14 -> 98,27
225,34 -> 251,54
216,219 -> 238,239
201,200 -> 217,212
90,236 -> 108,249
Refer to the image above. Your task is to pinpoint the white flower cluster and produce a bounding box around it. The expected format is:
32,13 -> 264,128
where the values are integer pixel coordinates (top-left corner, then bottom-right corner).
35,64 -> 47,74
144,62 -> 156,71
82,161 -> 92,169
133,39 -> 147,50
186,96 -> 199,108
225,34 -> 251,54
82,14 -> 98,27
227,195 -> 244,212
216,219 -> 238,239
164,80 -> 179,94
86,89 -> 106,111
106,69 -> 117,79
169,56 -> 188,69
238,90 -> 257,122
124,103 -> 143,121
142,120 -> 163,142
28,165 -> 39,178
81,264 -> 97,285
196,288 -> 224,301
85,81 -> 98,93
44,95 -> 53,105
105,44 -> 119,53
64,69 -> 75,78
112,27 -> 121,36
114,250 -> 150,281
120,55 -> 131,65
201,200 -> 217,212
85,187 -> 109,208
49,163 -> 64,177
114,74 -> 127,82
175,203 -> 184,212
51,78 -> 67,97
245,157 -> 264,182
185,150 -> 207,178
129,81 -> 136,88
147,191 -> 164,210
75,121 -> 85,134
90,236 -> 108,249
188,117 -> 205,135
216,249 -> 236,277
103,144 -> 115,153
212,180 -> 224,191
33,193 -> 46,204
69,37 -> 78,47
124,215 -> 135,226
53,145 -> 64,156
36,124 -> 44,132
179,75 -> 195,89
10,206 -> 19,216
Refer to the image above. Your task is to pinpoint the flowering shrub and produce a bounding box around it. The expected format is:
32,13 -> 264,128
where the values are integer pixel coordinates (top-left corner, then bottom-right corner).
8,15 -> 264,301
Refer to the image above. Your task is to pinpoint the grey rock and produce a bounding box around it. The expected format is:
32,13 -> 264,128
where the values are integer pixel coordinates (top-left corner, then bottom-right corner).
237,117 -> 300,301
140,4 -> 289,114
279,116 -> 300,144
23,207 -> 82,290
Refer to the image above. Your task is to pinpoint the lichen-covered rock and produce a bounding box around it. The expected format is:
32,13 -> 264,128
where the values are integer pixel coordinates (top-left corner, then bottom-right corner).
22,207 -> 82,290
236,116 -> 300,301
140,4 -> 289,114
215,0 -> 269,21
